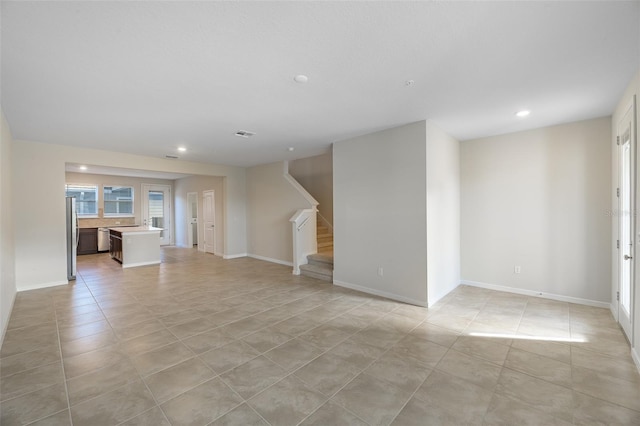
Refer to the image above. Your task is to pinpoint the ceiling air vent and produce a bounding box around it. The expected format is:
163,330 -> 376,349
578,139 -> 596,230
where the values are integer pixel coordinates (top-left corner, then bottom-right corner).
235,130 -> 255,138
165,155 -> 179,159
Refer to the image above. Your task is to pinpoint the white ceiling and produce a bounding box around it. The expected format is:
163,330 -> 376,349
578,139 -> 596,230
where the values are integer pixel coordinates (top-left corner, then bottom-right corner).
2,1 -> 639,167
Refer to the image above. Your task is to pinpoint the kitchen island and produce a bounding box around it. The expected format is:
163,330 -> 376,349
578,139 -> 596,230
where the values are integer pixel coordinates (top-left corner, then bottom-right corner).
109,226 -> 162,268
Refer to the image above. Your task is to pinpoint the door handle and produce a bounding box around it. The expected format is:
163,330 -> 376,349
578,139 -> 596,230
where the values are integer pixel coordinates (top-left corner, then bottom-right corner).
625,255 -> 633,260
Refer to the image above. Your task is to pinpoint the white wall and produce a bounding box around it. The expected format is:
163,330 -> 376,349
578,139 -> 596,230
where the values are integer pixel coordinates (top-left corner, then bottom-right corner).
65,172 -> 173,226
12,140 -> 247,291
1,110 -> 16,345
426,121 -> 460,306
333,121 -> 429,306
289,151 -> 333,226
246,161 -> 315,265
174,175 -> 225,255
461,117 -> 611,305
611,69 -> 640,367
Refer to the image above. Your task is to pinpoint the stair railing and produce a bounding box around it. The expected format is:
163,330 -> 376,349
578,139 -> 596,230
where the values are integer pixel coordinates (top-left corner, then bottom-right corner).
297,216 -> 311,231
290,208 -> 318,275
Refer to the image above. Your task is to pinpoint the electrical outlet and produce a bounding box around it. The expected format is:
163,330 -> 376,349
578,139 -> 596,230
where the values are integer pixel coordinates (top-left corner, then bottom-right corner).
377,266 -> 383,277
514,265 -> 521,274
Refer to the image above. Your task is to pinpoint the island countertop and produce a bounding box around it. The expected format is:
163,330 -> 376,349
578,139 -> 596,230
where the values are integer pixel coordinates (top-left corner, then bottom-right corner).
108,226 -> 163,234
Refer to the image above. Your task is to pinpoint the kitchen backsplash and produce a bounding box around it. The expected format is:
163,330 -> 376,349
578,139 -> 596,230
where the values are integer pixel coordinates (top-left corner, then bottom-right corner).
79,217 -> 137,228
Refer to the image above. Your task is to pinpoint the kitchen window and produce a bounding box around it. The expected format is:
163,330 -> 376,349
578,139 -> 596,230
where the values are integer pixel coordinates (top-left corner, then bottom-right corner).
104,186 -> 134,216
65,184 -> 98,216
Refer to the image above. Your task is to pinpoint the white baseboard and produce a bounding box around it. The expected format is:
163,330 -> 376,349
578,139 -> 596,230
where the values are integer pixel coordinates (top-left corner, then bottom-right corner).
632,347 -> 640,373
333,279 -> 427,307
248,254 -> 293,267
17,279 -> 69,292
122,260 -> 161,269
461,280 -> 610,309
223,253 -> 247,260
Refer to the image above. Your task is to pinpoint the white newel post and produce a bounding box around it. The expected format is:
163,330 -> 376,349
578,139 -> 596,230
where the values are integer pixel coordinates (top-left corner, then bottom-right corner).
289,208 -> 318,275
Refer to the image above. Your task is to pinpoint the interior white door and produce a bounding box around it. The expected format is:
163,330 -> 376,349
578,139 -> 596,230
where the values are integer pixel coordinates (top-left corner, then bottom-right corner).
618,97 -> 636,341
203,190 -> 215,254
142,184 -> 172,246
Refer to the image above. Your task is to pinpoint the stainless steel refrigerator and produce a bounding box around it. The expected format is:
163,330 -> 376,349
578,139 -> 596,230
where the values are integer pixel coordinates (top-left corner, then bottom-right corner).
66,197 -> 78,281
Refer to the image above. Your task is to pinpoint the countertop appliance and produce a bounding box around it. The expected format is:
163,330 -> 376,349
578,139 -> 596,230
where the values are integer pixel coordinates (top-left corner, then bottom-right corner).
98,228 -> 110,252
65,197 -> 78,280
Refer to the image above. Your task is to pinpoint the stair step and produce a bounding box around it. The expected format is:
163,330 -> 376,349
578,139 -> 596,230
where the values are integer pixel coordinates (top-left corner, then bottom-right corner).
317,236 -> 333,243
300,263 -> 333,282
317,241 -> 333,249
307,253 -> 333,266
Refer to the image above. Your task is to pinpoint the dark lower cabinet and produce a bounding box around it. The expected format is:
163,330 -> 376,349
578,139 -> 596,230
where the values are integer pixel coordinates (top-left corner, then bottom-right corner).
78,228 -> 98,255
110,230 -> 123,263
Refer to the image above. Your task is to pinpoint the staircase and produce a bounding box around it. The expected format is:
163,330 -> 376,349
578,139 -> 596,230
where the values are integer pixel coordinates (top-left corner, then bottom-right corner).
299,217 -> 333,282
316,218 -> 333,256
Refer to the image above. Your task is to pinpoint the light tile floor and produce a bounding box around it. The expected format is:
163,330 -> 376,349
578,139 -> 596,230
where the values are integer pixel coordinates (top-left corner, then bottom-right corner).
1,247 -> 640,425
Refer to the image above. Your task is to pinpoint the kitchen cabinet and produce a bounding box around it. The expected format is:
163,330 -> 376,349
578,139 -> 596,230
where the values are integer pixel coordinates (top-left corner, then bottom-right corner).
77,228 -> 98,255
109,230 -> 123,263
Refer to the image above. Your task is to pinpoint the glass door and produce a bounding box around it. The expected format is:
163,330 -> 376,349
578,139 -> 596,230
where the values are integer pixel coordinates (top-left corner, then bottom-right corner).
142,184 -> 172,246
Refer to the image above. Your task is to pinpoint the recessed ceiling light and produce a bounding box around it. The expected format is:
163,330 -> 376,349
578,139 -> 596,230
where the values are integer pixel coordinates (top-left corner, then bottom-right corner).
177,147 -> 187,152
235,130 -> 255,138
294,74 -> 308,83
516,110 -> 531,117
288,147 -> 295,152
79,165 -> 87,171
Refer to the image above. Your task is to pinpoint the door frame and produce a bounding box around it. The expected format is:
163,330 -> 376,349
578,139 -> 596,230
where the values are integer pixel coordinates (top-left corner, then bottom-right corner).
617,96 -> 637,342
187,192 -> 198,248
141,183 -> 173,246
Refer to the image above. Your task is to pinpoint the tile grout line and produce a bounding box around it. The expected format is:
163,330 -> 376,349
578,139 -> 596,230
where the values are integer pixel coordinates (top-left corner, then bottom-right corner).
23,408 -> 69,426
53,292 -> 75,426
